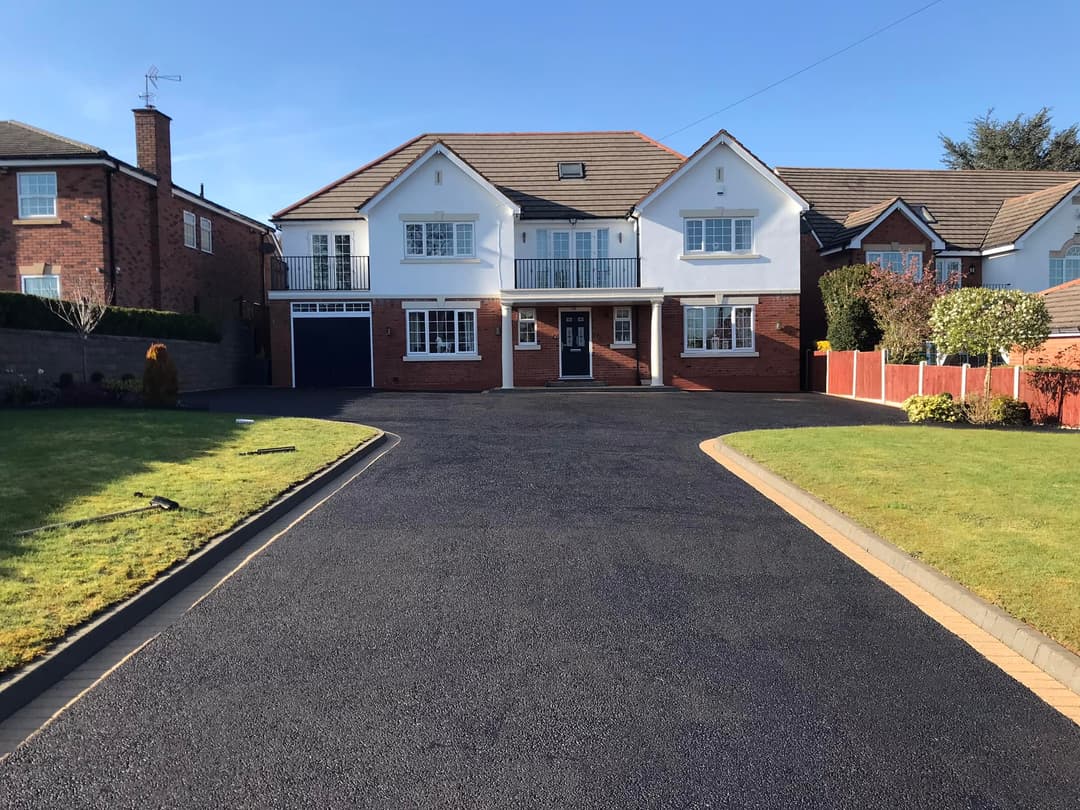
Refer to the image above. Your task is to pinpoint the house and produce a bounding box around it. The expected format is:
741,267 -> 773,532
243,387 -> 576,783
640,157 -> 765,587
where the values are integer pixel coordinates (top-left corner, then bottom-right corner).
776,167 -> 1080,351
269,130 -> 807,391
0,109 -> 275,319
1017,278 -> 1080,368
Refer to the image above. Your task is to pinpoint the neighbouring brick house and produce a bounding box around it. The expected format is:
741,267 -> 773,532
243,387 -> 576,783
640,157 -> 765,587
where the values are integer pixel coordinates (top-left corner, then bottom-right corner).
776,167 -> 1080,352
0,109 -> 275,319
1016,277 -> 1080,368
269,130 -> 807,391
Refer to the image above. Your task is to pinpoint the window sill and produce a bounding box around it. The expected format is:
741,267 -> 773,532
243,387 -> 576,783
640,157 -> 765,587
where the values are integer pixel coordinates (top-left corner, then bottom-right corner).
201,249 -> 213,255
402,354 -> 482,362
12,217 -> 61,226
609,342 -> 636,350
184,242 -> 198,250
679,252 -> 760,261
680,350 -> 759,358
514,344 -> 541,351
401,257 -> 481,264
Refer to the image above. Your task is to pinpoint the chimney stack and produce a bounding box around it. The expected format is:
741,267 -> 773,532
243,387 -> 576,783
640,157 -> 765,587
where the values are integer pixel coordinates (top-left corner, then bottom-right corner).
133,108 -> 172,181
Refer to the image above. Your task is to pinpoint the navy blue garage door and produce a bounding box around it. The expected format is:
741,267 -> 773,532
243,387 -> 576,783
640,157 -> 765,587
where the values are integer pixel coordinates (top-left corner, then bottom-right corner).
293,315 -> 372,388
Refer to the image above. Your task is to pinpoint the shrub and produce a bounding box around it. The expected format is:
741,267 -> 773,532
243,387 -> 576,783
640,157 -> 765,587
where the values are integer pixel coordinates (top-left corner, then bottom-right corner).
58,372 -> 74,389
901,393 -> 965,423
0,292 -> 220,342
815,340 -> 831,352
819,265 -> 879,351
143,343 -> 178,407
964,395 -> 1031,426
90,370 -> 105,384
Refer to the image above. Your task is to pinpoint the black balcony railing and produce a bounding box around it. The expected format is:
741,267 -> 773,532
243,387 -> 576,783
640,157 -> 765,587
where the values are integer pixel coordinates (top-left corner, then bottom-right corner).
514,258 -> 639,289
271,255 -> 370,291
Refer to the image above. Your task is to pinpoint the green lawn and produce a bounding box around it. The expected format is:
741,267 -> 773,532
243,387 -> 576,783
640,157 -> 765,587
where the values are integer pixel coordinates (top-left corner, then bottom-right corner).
0,410 -> 376,674
725,426 -> 1080,655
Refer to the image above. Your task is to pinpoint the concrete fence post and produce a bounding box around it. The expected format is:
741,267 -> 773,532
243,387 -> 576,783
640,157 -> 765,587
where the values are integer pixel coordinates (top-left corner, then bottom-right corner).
1013,365 -> 1021,399
880,349 -> 887,402
825,350 -> 831,394
852,350 -> 858,398
918,360 -> 925,395
961,363 -> 970,401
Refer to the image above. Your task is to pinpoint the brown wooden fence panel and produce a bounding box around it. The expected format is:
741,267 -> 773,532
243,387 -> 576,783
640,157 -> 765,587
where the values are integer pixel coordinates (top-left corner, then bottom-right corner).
855,351 -> 882,400
828,351 -> 855,395
922,365 -> 961,396
885,364 -> 920,403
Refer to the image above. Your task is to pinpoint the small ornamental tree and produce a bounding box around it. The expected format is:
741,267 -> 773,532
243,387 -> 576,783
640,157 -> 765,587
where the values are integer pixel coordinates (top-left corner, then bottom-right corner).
818,264 -> 879,351
858,261 -> 955,364
40,275 -> 111,383
930,288 -> 1051,403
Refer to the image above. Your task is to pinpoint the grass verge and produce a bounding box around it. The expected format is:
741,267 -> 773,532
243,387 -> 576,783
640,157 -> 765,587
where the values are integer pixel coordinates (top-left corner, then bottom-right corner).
724,425 -> 1080,655
0,409 -> 376,674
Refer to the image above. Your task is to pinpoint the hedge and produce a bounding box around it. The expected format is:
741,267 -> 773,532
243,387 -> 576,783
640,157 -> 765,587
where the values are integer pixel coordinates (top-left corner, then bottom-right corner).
0,292 -> 220,342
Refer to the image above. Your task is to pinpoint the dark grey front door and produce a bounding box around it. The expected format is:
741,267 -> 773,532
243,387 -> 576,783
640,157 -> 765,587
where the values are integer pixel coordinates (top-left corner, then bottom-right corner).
560,311 -> 590,377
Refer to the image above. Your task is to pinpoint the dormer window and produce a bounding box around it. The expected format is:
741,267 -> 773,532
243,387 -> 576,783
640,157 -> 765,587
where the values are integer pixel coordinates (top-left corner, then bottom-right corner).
558,162 -> 585,180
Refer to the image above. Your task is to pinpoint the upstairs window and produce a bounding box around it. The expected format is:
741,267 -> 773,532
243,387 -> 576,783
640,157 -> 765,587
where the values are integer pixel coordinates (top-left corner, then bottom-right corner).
404,222 -> 475,258
1050,247 -> 1080,287
183,211 -> 197,248
558,162 -> 585,179
867,250 -> 922,277
684,217 -> 753,253
199,217 -> 213,253
17,172 -> 57,218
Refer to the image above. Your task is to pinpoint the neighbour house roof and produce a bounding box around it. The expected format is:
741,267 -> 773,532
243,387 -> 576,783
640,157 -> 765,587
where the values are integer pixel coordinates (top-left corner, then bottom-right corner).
776,167 -> 1080,251
1041,277 -> 1080,335
272,132 -> 686,222
0,120 -> 107,159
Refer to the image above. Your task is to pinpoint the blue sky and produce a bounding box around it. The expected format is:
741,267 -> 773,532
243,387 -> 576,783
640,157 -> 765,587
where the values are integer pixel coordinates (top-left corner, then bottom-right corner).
4,0 -> 1079,224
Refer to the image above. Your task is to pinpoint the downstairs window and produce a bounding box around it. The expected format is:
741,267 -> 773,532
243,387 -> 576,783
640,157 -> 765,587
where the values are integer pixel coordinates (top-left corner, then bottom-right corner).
406,309 -> 477,356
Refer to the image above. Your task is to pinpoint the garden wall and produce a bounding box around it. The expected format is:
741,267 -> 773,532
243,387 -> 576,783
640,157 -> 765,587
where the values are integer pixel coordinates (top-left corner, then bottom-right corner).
0,319 -> 266,393
810,350 -> 1080,427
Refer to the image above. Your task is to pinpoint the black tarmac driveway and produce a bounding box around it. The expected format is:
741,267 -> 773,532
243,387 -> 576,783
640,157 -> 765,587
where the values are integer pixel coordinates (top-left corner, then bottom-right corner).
2,390 -> 1079,808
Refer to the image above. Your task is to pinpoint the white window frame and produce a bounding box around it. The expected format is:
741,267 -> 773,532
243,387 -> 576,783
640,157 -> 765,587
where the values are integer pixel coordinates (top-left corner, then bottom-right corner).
683,305 -> 755,354
613,306 -> 633,346
934,257 -> 963,287
683,217 -> 753,254
17,171 -> 57,219
199,216 -> 213,253
404,308 -> 479,358
20,275 -> 61,299
1050,247 -> 1080,287
867,250 -> 923,278
403,221 -> 475,259
183,211 -> 197,249
518,307 -> 537,346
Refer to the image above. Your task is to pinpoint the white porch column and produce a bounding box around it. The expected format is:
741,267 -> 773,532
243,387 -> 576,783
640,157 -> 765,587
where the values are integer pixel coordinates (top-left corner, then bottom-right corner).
500,304 -> 514,389
649,300 -> 663,387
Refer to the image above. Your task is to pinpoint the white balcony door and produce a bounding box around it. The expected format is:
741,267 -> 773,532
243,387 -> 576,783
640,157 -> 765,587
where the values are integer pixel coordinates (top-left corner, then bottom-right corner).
311,233 -> 352,290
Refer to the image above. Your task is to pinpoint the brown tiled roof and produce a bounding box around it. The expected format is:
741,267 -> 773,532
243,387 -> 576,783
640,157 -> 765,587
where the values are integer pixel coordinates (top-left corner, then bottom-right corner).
776,167 -> 1080,250
1041,277 -> 1080,333
273,132 -> 685,222
0,120 -> 105,159
983,180 -> 1080,248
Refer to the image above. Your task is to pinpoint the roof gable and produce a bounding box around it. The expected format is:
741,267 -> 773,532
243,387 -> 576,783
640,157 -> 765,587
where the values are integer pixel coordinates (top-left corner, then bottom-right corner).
634,129 -> 808,213
273,132 -> 685,222
358,141 -> 520,215
983,180 -> 1080,249
837,197 -> 945,250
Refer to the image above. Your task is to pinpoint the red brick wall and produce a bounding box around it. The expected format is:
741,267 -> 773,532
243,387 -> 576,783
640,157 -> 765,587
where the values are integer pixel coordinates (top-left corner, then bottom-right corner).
800,232 -> 828,350
0,164 -> 109,301
269,299 -> 293,386
662,294 -> 800,391
109,171 -> 156,308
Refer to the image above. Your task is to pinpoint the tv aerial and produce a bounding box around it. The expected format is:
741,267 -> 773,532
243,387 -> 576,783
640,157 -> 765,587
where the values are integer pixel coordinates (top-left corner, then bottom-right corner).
140,66 -> 181,108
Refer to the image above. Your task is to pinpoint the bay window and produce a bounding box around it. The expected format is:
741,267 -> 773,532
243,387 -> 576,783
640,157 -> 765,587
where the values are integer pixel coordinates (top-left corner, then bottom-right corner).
684,305 -> 754,352
404,222 -> 475,258
406,309 -> 478,356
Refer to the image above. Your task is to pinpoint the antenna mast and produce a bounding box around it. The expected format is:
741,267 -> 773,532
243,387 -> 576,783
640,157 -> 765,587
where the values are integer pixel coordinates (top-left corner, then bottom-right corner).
140,65 -> 182,108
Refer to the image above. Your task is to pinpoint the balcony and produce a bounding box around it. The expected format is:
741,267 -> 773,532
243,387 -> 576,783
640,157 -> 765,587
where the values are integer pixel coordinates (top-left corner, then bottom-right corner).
514,258 -> 639,290
270,255 -> 370,292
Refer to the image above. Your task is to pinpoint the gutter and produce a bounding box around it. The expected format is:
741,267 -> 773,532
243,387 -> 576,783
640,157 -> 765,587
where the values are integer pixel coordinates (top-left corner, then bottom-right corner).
105,165 -> 117,304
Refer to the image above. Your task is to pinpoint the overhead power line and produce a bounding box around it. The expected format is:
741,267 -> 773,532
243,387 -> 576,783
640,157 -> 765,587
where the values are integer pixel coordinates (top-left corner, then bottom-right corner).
660,0 -> 947,140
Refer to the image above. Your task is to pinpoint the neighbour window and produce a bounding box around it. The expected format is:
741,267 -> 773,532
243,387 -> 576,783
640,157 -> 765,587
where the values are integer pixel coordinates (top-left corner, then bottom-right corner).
935,257 -> 963,287
684,305 -> 754,352
403,222 -> 475,258
17,172 -> 57,218
406,309 -> 478,356
613,306 -> 632,344
518,308 -> 537,345
867,250 -> 923,277
199,217 -> 213,253
20,275 -> 60,299
683,217 -> 753,253
183,211 -> 197,248
1050,247 -> 1080,287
